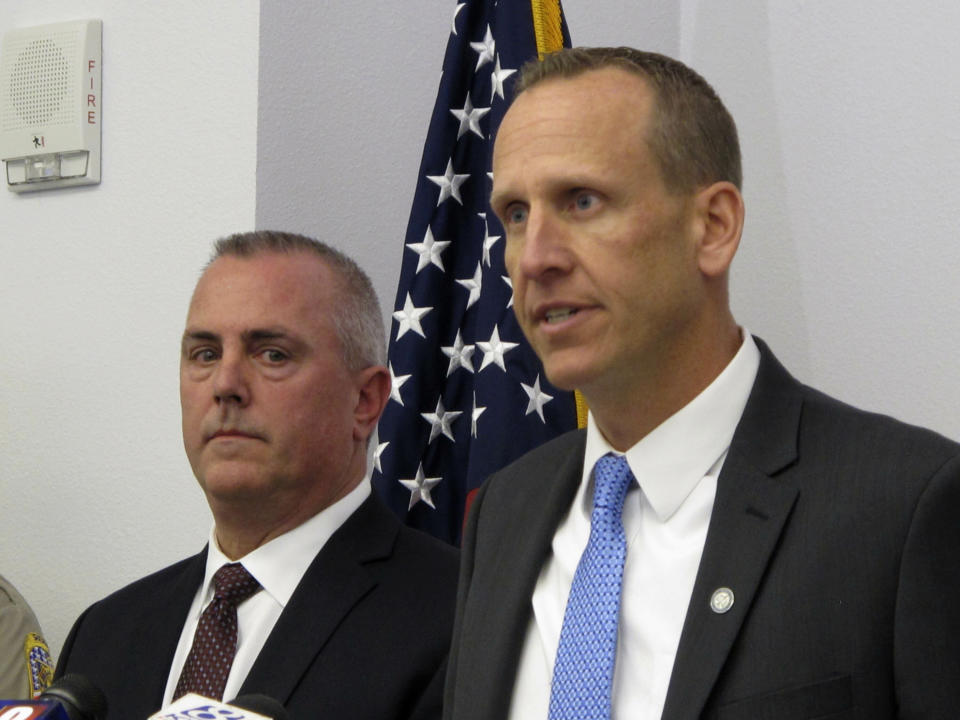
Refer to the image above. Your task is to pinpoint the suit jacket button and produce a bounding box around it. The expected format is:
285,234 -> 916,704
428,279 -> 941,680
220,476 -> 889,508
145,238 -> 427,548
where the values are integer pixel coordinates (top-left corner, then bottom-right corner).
710,587 -> 735,614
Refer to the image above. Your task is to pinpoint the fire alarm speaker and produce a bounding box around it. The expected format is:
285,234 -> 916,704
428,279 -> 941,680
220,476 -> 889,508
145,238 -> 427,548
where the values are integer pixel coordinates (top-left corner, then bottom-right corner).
0,19 -> 101,192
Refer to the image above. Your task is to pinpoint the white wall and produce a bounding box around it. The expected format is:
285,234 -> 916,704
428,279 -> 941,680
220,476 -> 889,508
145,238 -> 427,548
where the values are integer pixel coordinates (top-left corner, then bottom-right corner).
4,0 -> 960,662
681,2 -> 960,437
0,1 -> 259,655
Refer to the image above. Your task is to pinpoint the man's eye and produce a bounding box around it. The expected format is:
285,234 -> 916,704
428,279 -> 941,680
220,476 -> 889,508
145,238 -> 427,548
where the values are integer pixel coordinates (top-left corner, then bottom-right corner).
574,193 -> 597,211
507,205 -> 528,225
260,349 -> 288,364
191,348 -> 217,363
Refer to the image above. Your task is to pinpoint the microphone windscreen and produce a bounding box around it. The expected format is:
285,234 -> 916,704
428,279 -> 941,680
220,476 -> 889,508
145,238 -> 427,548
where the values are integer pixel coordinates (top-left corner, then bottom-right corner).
40,675 -> 108,720
228,694 -> 288,720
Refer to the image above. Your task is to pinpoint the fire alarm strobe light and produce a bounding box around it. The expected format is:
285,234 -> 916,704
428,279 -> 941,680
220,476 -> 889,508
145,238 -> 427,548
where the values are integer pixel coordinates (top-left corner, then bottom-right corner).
0,19 -> 102,192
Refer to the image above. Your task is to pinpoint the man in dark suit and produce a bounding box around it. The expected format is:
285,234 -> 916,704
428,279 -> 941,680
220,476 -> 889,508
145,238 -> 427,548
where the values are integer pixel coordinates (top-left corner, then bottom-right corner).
444,48 -> 960,719
57,231 -> 458,719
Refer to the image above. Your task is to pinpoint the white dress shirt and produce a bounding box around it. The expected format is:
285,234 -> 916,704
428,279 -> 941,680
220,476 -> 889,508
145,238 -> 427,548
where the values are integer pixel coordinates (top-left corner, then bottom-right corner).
508,332 -> 760,720
162,478 -> 370,705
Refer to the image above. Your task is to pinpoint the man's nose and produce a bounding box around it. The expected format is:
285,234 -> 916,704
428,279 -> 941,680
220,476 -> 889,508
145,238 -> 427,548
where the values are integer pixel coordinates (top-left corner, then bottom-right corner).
514,206 -> 574,280
212,351 -> 250,406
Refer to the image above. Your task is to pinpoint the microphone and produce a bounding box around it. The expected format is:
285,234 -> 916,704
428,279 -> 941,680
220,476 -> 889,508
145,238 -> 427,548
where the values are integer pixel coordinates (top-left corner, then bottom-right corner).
227,696 -> 287,720
146,693 -> 277,719
0,674 -> 107,720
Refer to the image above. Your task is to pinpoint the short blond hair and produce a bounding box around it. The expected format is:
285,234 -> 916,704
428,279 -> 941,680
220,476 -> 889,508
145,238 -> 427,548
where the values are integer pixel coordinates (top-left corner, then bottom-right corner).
514,47 -> 742,193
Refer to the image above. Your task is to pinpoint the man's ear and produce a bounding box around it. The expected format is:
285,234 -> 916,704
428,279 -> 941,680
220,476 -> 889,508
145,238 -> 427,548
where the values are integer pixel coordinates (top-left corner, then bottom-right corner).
353,365 -> 391,442
693,181 -> 744,277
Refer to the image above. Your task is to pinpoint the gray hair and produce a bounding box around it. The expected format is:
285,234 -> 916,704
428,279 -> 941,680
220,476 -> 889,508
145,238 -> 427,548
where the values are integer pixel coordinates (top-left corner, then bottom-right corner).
209,230 -> 386,371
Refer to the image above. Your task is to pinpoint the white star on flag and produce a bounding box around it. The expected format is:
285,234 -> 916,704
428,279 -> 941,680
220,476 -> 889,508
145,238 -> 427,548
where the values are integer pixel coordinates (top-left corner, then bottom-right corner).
451,95 -> 491,139
471,392 -> 486,438
451,3 -> 466,35
441,331 -> 476,376
399,464 -> 443,510
490,54 -> 516,101
470,25 -> 496,70
373,442 -> 389,473
501,275 -> 514,308
426,158 -> 470,206
479,213 -> 501,267
456,262 -> 483,310
406,227 -> 451,273
421,398 -> 463,443
392,293 -> 432,340
477,325 -> 519,372
522,374 -> 554,422
388,362 -> 411,406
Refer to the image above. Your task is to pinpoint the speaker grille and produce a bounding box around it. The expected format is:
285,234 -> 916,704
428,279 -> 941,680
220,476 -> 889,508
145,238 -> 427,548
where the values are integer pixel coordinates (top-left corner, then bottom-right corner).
2,31 -> 77,131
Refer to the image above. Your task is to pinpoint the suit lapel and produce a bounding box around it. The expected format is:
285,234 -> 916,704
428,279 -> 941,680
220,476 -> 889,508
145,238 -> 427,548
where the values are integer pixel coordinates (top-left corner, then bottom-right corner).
458,431 -> 586,719
136,552 -> 206,715
661,341 -> 803,720
496,430 -> 587,653
239,494 -> 393,703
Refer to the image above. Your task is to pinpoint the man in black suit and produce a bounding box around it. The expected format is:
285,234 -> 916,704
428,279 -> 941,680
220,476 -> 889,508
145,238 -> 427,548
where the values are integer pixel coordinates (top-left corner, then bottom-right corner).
57,231 -> 458,719
444,47 -> 960,719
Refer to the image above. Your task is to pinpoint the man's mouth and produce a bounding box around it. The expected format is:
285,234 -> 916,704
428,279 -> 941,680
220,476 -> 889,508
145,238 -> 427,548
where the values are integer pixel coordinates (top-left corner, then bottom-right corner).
208,429 -> 260,441
544,308 -> 579,324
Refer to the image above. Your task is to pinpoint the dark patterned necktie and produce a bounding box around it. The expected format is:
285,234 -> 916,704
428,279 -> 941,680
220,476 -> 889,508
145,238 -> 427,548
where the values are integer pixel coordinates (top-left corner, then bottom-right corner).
548,453 -> 634,720
173,563 -> 261,701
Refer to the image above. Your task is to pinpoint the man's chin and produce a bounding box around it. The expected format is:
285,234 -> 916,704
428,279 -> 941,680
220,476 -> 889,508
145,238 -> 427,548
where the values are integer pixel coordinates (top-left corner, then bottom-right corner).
197,467 -> 274,503
540,356 -> 595,395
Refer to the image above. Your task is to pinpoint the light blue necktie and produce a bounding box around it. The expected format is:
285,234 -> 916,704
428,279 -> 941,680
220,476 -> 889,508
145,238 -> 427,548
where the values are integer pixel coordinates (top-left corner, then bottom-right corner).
548,453 -> 633,720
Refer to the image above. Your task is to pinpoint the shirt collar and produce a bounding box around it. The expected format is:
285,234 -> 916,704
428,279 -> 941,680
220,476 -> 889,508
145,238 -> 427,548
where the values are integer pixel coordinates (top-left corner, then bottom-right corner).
202,479 -> 371,608
583,330 -> 760,522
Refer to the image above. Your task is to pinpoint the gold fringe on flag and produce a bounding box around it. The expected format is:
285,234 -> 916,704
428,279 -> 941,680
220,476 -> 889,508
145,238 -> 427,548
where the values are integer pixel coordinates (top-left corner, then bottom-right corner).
574,390 -> 589,429
530,0 -> 565,59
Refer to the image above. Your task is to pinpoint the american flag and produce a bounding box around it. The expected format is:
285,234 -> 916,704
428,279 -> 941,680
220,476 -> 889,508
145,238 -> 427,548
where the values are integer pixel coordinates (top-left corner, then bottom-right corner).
373,0 -> 576,545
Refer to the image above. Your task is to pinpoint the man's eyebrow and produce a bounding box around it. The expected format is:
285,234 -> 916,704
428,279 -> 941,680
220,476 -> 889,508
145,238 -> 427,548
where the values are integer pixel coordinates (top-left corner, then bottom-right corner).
181,329 -> 220,348
180,327 -> 305,352
245,328 -> 296,343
